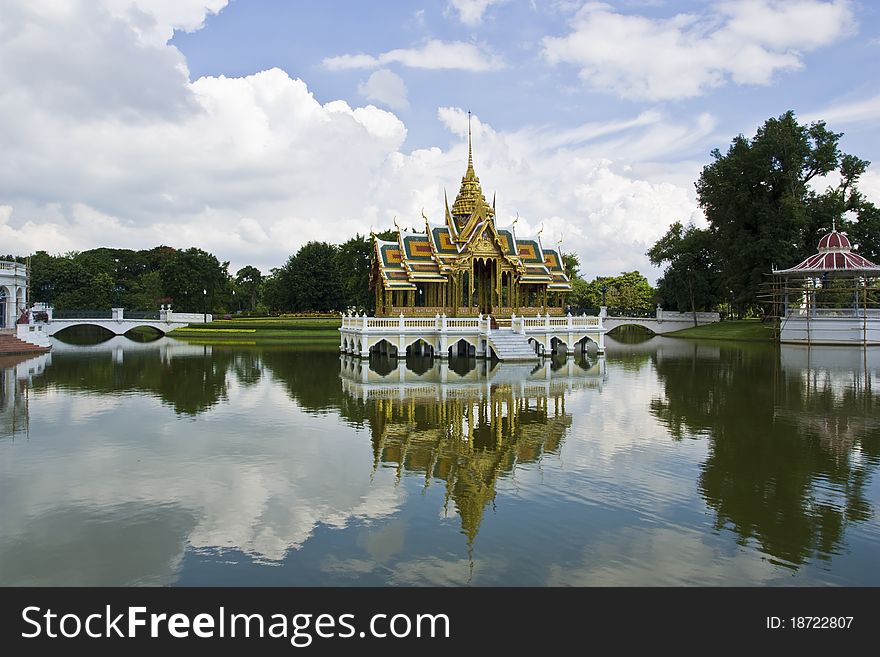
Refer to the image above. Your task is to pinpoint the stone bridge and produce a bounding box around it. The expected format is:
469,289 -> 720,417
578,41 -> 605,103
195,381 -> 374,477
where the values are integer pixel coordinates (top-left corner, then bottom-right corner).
602,307 -> 720,335
30,305 -> 211,338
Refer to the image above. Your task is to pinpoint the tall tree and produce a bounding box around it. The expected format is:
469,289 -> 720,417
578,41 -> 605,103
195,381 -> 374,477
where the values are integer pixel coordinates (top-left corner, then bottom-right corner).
288,241 -> 344,312
336,234 -> 374,312
234,265 -> 264,312
161,247 -> 229,313
696,110 -> 871,313
648,222 -> 722,318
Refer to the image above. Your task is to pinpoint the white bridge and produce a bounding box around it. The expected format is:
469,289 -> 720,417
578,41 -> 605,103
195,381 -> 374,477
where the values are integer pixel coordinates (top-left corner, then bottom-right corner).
16,305 -> 211,349
602,307 -> 720,334
340,311 -> 606,361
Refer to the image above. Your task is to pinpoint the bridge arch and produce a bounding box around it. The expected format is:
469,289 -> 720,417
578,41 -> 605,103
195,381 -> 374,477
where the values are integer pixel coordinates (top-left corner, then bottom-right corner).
369,338 -> 398,358
448,337 -> 477,358
405,338 -> 434,357
605,321 -> 657,334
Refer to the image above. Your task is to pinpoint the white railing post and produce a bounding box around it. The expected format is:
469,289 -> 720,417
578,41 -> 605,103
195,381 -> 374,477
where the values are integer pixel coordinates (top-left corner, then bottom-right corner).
567,311 -> 572,330
656,304 -> 662,321
362,312 -> 368,330
441,313 -> 447,331
398,312 -> 405,330
544,312 -> 550,329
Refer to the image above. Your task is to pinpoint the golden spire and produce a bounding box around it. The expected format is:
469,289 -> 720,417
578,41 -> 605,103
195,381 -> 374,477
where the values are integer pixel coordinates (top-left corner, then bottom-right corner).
467,110 -> 474,175
451,110 -> 494,223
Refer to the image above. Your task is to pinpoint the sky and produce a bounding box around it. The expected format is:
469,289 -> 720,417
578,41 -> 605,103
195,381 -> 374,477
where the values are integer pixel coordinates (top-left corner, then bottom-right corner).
1,0 -> 879,282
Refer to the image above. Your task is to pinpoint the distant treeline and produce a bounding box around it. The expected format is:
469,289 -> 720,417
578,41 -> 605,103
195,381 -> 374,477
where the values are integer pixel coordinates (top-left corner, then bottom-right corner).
17,234 -> 381,314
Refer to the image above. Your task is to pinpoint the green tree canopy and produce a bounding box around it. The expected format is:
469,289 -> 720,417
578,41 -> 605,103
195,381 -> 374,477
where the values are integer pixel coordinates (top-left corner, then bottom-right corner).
569,271 -> 655,311
336,234 -> 374,312
234,265 -> 264,312
160,247 -> 229,313
648,222 -> 722,315
286,241 -> 344,312
695,110 -> 874,313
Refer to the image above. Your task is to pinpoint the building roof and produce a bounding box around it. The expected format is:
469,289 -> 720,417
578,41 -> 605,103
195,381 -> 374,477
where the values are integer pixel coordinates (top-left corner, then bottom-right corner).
773,230 -> 880,275
449,116 -> 494,227
372,121 -> 572,293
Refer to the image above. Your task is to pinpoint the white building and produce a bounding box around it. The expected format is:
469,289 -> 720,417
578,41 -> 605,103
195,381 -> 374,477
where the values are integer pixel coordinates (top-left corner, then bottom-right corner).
0,260 -> 28,329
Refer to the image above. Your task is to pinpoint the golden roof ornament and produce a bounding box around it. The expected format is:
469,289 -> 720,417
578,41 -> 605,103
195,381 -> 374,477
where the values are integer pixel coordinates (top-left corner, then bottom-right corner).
451,110 -> 494,222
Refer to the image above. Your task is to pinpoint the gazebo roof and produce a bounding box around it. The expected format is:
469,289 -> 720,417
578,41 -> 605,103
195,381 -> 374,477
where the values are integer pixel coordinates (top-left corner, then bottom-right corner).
773,230 -> 880,275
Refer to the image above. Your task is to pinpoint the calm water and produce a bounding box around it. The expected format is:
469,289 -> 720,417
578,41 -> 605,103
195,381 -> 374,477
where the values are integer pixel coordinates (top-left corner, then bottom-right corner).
1,333 -> 878,586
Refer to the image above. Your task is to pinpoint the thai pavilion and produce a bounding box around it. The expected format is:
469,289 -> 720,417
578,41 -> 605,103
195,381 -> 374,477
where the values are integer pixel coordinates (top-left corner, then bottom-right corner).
371,124 -> 571,318
772,229 -> 880,345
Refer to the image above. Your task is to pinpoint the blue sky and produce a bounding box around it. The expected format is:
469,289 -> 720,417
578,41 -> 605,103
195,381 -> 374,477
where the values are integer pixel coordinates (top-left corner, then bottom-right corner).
2,0 -> 879,281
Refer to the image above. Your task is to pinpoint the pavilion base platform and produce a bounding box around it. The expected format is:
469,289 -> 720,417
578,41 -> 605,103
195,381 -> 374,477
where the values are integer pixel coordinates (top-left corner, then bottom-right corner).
340,312 -> 605,361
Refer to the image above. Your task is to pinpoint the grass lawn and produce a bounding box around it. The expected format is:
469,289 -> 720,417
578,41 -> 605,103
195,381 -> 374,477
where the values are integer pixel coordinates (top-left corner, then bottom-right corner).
664,319 -> 775,342
168,316 -> 341,342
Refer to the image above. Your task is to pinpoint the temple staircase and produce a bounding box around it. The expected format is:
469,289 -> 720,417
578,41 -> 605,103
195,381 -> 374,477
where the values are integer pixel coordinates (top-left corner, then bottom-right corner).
0,329 -> 51,355
487,328 -> 538,362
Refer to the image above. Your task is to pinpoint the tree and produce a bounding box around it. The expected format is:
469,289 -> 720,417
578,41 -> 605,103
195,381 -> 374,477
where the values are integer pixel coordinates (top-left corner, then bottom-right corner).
569,272 -> 654,311
336,235 -> 374,312
234,265 -> 263,312
285,242 -> 344,312
562,252 -> 580,280
261,267 -> 292,312
161,248 -> 229,312
648,222 -> 722,319
696,110 -> 873,313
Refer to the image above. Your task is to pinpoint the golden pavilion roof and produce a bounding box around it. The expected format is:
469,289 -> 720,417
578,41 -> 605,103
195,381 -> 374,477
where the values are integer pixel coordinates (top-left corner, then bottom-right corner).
450,129 -> 494,224
371,116 -> 571,293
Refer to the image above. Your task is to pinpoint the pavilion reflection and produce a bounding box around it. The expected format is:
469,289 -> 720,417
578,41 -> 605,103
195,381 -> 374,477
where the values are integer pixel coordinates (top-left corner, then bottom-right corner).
0,352 -> 51,439
775,346 -> 879,457
339,355 -> 605,545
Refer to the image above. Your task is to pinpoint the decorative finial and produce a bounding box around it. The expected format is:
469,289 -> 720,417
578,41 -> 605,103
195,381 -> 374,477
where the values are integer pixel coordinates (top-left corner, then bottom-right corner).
467,110 -> 473,172
832,216 -> 837,232
393,216 -> 399,229
421,207 -> 428,221
511,212 -> 518,226
537,222 -> 544,236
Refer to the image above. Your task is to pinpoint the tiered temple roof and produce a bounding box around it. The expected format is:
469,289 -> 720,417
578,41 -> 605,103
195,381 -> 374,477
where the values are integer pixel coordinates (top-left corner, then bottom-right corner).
373,116 -> 571,295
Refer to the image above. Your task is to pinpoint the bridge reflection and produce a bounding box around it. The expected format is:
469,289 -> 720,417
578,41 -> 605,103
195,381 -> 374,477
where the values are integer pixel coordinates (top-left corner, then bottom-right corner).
339,355 -> 604,546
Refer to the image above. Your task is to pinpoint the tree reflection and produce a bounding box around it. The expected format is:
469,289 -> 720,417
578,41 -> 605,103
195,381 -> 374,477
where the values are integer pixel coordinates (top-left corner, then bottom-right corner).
650,342 -> 879,566
31,342 -> 232,415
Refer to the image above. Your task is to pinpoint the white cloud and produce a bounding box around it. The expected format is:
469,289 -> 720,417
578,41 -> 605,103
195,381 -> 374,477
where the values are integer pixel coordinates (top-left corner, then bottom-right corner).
543,0 -> 855,100
323,39 -> 503,72
803,93 -> 880,125
358,69 -> 409,110
448,0 -> 507,26
0,0 -> 709,282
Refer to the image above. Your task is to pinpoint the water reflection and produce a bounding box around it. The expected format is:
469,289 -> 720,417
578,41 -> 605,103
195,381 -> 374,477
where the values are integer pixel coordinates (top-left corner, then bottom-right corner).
1,334 -> 877,585
339,355 -> 604,547
648,340 -> 879,568
0,352 -> 51,439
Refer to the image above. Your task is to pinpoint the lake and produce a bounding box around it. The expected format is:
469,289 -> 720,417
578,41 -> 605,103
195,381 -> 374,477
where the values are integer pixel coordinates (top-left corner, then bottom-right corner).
1,333 -> 878,586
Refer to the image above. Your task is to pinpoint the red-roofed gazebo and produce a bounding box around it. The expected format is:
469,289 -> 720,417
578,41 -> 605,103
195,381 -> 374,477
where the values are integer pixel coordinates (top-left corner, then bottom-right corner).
772,230 -> 880,345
